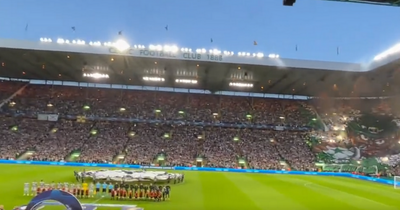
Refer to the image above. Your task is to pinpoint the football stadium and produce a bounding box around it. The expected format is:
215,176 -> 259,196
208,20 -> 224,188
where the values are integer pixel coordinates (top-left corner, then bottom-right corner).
1,0 -> 400,210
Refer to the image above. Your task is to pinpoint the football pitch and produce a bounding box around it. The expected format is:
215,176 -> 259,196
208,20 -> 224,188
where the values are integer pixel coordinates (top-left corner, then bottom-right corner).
1,165 -> 400,210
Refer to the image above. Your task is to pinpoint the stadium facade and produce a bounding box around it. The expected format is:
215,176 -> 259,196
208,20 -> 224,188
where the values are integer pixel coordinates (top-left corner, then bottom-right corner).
0,38 -> 399,97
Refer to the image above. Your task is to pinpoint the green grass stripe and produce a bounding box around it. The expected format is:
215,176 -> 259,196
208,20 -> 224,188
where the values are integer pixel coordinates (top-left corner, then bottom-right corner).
199,171 -> 260,210
3,165 -> 400,210
289,176 -> 399,210
226,173 -> 309,210
299,176 -> 400,208
326,176 -> 400,195
257,174 -> 365,210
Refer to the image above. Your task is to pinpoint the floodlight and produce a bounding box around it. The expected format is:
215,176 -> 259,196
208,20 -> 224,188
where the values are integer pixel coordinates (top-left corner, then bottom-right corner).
89,41 -> 101,46
229,82 -> 253,88
76,40 -> 85,45
83,73 -> 109,79
114,39 -> 130,51
223,51 -> 234,56
57,38 -> 65,44
170,46 -> 178,52
212,49 -> 221,54
40,38 -> 52,43
143,76 -> 165,82
175,79 -> 198,84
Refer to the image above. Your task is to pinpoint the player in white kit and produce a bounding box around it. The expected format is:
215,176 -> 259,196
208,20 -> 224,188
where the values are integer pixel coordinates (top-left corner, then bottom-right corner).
57,182 -> 62,190
23,183 -> 30,196
44,183 -> 50,191
71,183 -> 76,194
89,183 -> 94,197
31,181 -> 37,196
39,180 -> 45,189
50,181 -> 55,190
64,182 -> 69,192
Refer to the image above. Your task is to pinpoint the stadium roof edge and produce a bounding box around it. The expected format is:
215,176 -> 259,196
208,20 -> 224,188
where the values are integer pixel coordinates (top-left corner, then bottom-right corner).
2,38 -> 397,73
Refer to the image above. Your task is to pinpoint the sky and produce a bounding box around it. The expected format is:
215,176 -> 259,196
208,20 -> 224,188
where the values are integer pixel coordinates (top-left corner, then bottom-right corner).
0,0 -> 399,63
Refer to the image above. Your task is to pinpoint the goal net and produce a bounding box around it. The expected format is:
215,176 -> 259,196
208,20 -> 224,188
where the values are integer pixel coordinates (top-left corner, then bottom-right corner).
394,176 -> 400,189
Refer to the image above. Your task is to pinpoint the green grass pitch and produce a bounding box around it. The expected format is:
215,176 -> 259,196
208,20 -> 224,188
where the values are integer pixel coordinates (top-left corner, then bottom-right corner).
1,165 -> 400,210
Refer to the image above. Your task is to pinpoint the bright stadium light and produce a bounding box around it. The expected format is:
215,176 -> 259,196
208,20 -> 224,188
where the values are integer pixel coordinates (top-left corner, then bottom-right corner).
181,48 -> 192,52
57,38 -> 65,44
40,38 -> 52,43
143,76 -> 165,82
175,79 -> 198,84
72,39 -> 85,45
134,45 -> 145,49
104,42 -> 114,46
164,45 -> 178,52
268,54 -> 279,58
238,52 -> 250,56
223,51 -> 234,56
44,36 -> 276,58
89,41 -> 101,46
114,39 -> 130,51
149,44 -> 162,51
229,82 -> 253,88
83,73 -> 109,79
209,49 -> 221,54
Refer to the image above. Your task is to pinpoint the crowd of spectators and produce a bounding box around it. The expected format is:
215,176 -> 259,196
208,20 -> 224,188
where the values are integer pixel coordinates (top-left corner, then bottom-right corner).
1,83 -> 400,173
3,84 -> 316,126
0,117 -> 315,170
0,81 -> 26,104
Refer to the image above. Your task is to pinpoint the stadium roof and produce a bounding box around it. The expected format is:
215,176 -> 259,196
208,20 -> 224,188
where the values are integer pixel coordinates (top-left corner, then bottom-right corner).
0,38 -> 399,97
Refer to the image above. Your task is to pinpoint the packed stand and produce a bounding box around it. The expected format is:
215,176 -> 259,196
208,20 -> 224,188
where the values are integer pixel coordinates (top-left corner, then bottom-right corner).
0,81 -> 26,103
3,84 -> 317,127
0,82 -> 324,170
31,120 -> 94,162
0,117 -> 316,170
234,129 -> 282,170
78,122 -> 131,163
272,131 -> 316,171
0,117 -> 49,160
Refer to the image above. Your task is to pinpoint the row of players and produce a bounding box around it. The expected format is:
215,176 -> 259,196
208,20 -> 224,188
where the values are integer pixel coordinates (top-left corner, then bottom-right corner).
23,181 -> 171,201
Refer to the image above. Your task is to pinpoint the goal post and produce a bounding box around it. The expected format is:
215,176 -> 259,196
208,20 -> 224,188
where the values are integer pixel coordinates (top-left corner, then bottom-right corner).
394,176 -> 400,189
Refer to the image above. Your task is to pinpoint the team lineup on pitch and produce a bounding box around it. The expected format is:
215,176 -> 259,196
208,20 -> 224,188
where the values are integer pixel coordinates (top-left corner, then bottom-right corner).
23,169 -> 180,202
2,164 -> 400,210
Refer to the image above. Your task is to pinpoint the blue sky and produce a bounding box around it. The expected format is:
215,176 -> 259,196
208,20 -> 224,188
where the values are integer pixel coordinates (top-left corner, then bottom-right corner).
0,0 -> 399,63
